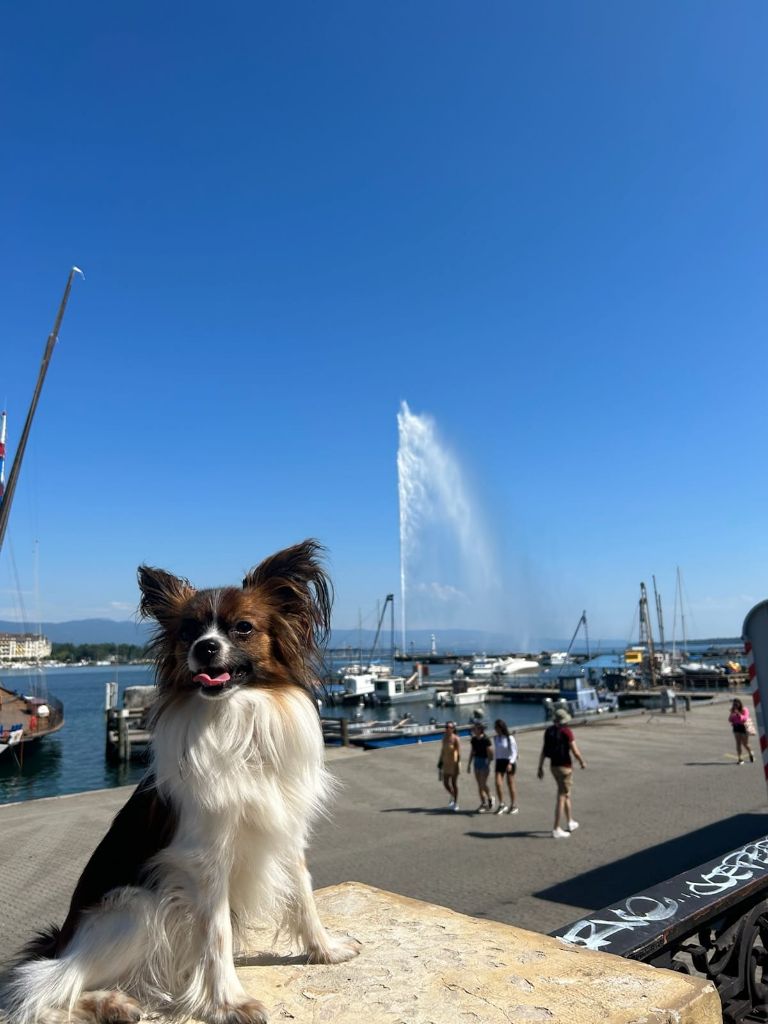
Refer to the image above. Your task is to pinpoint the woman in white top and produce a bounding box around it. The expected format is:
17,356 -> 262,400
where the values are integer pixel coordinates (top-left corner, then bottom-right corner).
492,719 -> 519,814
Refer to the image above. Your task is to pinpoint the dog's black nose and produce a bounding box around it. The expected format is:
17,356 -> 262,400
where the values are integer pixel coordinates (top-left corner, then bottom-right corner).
194,638 -> 220,663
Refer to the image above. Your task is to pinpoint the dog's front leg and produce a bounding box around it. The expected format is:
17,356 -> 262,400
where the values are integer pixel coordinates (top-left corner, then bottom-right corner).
194,864 -> 269,1024
287,858 -> 361,965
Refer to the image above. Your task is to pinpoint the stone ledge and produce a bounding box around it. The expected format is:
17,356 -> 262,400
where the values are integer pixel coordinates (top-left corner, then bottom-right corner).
222,882 -> 722,1024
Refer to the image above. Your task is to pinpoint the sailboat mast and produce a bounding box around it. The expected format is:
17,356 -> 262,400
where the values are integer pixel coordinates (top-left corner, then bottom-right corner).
0,268 -> 83,554
0,410 -> 6,501
652,574 -> 666,650
639,582 -> 658,686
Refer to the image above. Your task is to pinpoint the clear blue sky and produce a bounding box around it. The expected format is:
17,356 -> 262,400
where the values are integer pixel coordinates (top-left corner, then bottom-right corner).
2,2 -> 767,643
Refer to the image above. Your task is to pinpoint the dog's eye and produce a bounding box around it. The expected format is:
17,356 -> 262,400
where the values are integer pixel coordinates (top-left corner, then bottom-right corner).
179,620 -> 201,643
233,620 -> 254,637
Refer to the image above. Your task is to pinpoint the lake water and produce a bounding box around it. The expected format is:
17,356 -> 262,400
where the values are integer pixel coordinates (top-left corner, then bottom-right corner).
0,663 -> 547,806
0,665 -> 152,806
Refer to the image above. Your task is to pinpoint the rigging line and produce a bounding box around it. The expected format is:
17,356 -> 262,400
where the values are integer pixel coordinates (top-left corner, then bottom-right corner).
625,603 -> 639,649
676,570 -> 696,641
671,570 -> 679,655
7,541 -> 29,632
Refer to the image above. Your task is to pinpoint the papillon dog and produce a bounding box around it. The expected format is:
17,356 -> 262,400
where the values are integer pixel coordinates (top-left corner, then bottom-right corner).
3,540 -> 360,1024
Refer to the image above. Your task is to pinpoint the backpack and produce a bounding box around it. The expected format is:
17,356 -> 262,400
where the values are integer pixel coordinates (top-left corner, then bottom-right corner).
543,724 -> 571,764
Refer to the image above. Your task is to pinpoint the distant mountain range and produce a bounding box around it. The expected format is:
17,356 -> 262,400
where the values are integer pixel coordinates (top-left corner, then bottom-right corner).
0,619 -> 152,645
0,619 -> 741,653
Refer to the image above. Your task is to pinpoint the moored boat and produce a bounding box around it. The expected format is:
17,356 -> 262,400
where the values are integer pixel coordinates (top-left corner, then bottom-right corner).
373,674 -> 434,705
436,683 -> 489,706
0,684 -> 65,757
543,671 -> 617,719
494,656 -> 541,677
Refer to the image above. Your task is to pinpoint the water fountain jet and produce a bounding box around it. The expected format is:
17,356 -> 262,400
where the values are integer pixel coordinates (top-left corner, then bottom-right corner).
397,401 -> 499,652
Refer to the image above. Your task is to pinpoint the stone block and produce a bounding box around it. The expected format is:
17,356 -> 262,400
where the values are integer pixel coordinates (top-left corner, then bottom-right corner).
221,882 -> 722,1024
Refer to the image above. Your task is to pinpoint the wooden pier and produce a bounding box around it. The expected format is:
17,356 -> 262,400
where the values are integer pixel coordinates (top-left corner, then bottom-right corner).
104,682 -> 154,764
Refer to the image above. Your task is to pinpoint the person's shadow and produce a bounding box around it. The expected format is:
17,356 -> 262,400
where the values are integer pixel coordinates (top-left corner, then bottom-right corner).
465,829 -> 552,840
381,806 -> 477,816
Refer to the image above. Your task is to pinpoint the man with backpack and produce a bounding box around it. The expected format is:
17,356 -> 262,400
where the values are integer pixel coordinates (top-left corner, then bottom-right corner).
537,707 -> 586,839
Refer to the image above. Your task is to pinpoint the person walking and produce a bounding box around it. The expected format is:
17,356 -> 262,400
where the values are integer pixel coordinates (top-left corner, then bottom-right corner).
492,719 -> 519,814
438,721 -> 461,810
467,722 -> 494,812
729,698 -> 755,765
537,707 -> 586,838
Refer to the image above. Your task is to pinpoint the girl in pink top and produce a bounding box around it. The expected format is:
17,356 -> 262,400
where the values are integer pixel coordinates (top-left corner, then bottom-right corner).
729,699 -> 755,765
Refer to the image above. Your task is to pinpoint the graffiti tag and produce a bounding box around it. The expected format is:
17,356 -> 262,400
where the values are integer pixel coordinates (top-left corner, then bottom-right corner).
685,837 -> 768,897
558,895 -> 679,951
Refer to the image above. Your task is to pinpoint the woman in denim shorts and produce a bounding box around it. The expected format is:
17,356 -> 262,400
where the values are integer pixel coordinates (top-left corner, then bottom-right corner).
467,722 -> 494,812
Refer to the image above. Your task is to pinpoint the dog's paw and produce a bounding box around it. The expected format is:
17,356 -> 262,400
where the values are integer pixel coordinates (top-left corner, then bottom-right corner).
210,998 -> 269,1024
79,991 -> 142,1024
306,935 -> 362,965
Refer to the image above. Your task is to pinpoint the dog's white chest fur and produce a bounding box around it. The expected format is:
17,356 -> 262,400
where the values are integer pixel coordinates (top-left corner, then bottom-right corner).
151,686 -> 331,925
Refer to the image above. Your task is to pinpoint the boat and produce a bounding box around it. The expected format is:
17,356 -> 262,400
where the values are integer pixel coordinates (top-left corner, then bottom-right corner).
543,670 -> 617,719
0,684 -> 65,757
436,682 -> 489,706
493,656 -> 541,677
680,661 -> 724,678
0,270 -> 82,761
541,651 -> 570,666
337,670 -> 377,701
372,671 -> 434,705
336,662 -> 392,679
321,714 -> 477,749
334,594 -> 399,704
460,656 -> 506,679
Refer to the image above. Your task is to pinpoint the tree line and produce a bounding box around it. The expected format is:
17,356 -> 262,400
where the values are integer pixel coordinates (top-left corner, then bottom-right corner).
51,643 -> 149,664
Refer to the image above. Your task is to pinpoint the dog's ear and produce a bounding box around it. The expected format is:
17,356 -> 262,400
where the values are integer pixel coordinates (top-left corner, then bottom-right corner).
137,566 -> 195,622
243,540 -> 332,654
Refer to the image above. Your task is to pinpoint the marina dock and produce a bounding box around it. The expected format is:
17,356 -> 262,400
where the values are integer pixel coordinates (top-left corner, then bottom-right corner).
1,699 -> 766,967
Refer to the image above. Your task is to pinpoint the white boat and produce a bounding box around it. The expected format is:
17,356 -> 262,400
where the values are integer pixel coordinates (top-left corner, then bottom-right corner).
373,676 -> 434,704
458,656 -> 506,679
495,656 -> 541,676
541,651 -> 569,666
337,662 -> 392,679
436,684 -> 489,706
338,672 -> 376,700
681,661 -> 723,677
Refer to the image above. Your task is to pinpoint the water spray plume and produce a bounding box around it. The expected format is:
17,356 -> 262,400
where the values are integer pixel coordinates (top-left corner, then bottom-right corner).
397,401 -> 499,651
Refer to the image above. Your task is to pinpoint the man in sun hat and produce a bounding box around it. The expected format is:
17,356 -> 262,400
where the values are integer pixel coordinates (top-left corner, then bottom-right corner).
537,706 -> 586,838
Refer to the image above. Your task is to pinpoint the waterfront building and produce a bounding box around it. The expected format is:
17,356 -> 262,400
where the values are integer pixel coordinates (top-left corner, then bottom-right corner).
0,632 -> 52,662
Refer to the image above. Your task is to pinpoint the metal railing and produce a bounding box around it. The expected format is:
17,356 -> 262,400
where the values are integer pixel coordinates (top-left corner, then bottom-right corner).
552,835 -> 768,1023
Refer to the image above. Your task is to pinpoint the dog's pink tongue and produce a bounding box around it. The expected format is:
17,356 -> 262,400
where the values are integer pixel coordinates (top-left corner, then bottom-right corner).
193,672 -> 232,688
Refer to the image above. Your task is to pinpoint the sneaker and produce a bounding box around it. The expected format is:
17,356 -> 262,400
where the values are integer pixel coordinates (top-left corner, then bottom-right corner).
477,804 -> 488,813
750,752 -> 755,763
453,803 -> 460,812
738,760 -> 744,766
507,806 -> 520,815
448,799 -> 456,809
487,798 -> 496,812
567,820 -> 579,832
553,827 -> 570,839
495,804 -> 508,815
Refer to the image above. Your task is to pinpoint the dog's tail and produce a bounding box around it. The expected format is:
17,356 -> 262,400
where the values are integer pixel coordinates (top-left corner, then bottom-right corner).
17,925 -> 63,961
0,927 -> 84,1024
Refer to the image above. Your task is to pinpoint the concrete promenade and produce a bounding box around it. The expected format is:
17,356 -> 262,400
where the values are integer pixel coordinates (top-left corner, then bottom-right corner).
0,700 -> 766,966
